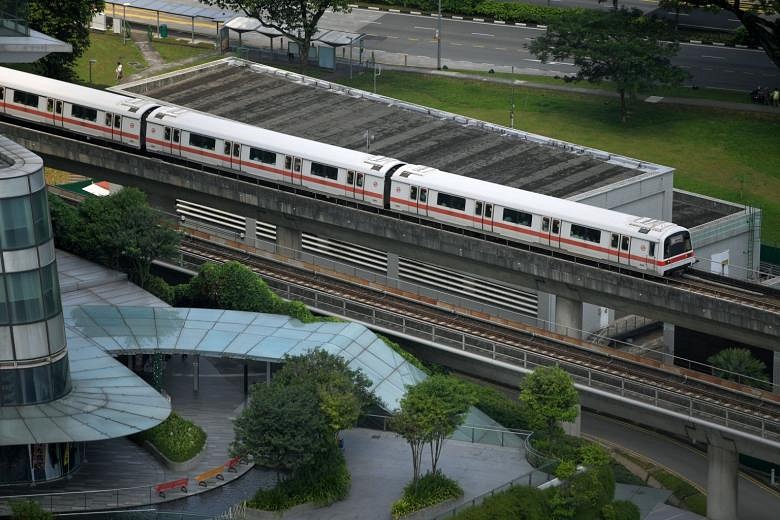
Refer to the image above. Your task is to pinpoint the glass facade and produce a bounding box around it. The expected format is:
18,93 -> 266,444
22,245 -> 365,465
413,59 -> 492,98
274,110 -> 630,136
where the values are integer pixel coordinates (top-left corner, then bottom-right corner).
0,442 -> 84,484
0,138 -> 70,405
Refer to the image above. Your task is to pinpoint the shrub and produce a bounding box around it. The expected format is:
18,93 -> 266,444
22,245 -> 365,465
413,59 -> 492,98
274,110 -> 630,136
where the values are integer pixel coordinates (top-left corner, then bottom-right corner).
145,275 -> 174,304
530,433 -> 588,464
11,501 -> 53,520
602,500 -> 640,520
462,380 -> 529,430
451,484 -> 549,519
391,471 -> 463,519
47,194 -> 80,253
553,465 -> 615,520
248,444 -> 350,510
378,334 -> 430,375
610,460 -> 646,486
134,412 -> 207,462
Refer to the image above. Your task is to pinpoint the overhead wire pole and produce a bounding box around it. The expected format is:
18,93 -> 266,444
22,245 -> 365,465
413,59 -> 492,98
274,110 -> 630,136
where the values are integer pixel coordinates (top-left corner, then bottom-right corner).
436,0 -> 442,70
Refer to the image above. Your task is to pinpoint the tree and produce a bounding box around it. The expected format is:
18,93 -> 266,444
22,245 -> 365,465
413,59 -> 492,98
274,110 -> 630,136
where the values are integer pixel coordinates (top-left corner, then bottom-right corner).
529,8 -> 686,122
519,366 -> 579,438
232,380 -> 332,479
274,349 -> 376,437
27,0 -> 105,80
200,0 -> 350,71
657,0 -> 780,69
391,375 -> 474,482
707,347 -> 770,389
71,188 -> 180,289
11,500 -> 53,520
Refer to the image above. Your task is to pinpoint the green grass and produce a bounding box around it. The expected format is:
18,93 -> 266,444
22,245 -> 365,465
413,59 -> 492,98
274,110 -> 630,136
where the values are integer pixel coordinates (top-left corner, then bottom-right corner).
650,468 -> 707,516
336,71 -> 780,243
75,32 -> 148,88
151,39 -> 216,63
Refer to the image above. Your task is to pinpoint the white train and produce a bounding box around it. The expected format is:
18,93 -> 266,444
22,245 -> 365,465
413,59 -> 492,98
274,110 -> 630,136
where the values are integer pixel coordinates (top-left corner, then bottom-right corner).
0,66 -> 695,276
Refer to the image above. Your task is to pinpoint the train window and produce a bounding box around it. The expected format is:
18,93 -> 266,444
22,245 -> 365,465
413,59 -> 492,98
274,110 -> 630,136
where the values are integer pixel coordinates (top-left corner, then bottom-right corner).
249,148 -> 276,165
570,224 -> 601,244
164,127 -> 171,140
621,237 -> 630,251
189,133 -> 216,150
310,162 -> 336,179
410,186 -> 418,201
347,171 -> 355,185
649,243 -> 656,257
436,192 -> 466,211
0,88 -> 4,100
46,99 -> 53,112
173,130 -> 180,143
357,173 -> 364,187
503,208 -> 532,227
224,142 -> 231,155
13,90 -> 39,108
611,233 -> 619,248
475,202 -> 482,216
542,217 -> 550,232
420,189 -> 428,203
484,204 -> 492,218
114,115 -> 121,128
55,101 -> 62,114
71,104 -> 98,122
293,158 -> 302,173
233,143 -> 240,157
105,113 -> 112,126
285,156 -> 292,169
552,220 -> 560,234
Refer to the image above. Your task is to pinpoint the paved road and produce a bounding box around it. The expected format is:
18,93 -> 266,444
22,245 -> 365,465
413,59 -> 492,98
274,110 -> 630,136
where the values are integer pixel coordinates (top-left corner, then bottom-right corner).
583,411 -> 780,520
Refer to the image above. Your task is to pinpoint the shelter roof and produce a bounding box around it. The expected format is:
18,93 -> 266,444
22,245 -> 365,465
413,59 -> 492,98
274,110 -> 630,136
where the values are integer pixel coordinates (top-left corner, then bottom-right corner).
104,0 -> 234,21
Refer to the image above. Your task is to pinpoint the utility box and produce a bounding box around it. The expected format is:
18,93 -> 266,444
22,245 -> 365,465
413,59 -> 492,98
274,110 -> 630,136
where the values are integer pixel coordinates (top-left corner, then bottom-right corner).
160,24 -> 168,38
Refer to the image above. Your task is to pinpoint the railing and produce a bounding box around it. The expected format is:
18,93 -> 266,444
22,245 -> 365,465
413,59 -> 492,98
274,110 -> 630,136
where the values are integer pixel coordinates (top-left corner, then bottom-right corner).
0,485 -> 168,515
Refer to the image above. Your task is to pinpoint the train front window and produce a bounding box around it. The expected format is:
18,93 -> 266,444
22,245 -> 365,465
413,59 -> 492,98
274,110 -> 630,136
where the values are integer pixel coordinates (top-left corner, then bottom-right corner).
664,231 -> 692,259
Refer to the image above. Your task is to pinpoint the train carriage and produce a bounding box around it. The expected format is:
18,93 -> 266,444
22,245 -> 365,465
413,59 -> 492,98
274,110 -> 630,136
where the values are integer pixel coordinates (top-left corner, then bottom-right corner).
0,68 -> 156,149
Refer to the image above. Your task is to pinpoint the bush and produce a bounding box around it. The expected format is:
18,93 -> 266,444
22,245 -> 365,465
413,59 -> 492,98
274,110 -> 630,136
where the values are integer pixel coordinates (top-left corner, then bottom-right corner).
529,433 -> 588,465
553,465 -> 615,520
473,1 -> 579,25
133,412 -> 207,462
459,379 -> 530,430
602,500 -> 640,520
47,194 -> 80,253
248,444 -> 350,510
610,460 -> 646,486
379,334 -> 430,375
452,484 -> 550,519
145,275 -> 174,304
391,472 -> 464,519
11,501 -> 53,520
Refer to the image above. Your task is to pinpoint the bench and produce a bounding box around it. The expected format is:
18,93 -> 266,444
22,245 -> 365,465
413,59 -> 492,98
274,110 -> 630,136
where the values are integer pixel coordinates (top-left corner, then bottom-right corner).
195,465 -> 224,487
154,477 -> 188,498
225,456 -> 243,473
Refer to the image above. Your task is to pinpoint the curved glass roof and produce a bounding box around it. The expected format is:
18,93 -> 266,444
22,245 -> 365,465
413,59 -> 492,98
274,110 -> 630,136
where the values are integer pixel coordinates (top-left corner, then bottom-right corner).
63,306 -> 427,412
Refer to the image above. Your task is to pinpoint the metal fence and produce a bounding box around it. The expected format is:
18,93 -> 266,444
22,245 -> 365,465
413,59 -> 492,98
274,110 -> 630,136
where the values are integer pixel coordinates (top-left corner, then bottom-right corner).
0,485 -> 172,515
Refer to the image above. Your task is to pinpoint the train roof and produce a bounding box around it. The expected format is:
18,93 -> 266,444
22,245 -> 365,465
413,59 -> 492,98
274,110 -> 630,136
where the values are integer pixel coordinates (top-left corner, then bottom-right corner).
393,165 -> 685,240
146,105 -> 398,172
0,66 -> 158,117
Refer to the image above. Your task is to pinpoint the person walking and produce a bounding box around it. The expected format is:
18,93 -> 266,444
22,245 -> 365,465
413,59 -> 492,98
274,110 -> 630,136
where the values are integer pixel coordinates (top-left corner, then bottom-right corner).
115,61 -> 123,82
772,88 -> 780,107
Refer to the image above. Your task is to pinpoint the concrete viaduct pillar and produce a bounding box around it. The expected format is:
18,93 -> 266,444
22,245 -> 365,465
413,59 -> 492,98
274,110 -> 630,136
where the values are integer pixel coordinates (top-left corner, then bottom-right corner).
244,218 -> 257,247
387,252 -> 399,289
276,225 -> 301,258
555,295 -> 583,339
706,434 -> 739,520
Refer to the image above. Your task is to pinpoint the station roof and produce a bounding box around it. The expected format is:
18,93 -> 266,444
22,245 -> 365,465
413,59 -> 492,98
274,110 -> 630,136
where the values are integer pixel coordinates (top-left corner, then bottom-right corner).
0,27 -> 71,64
130,60 -> 651,199
672,190 -> 745,229
103,0 -> 234,22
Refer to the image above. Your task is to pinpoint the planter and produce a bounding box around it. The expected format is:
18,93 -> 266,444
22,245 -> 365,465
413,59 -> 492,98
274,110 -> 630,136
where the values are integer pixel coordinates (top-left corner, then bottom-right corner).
143,440 -> 206,472
400,497 -> 458,520
245,502 -> 318,519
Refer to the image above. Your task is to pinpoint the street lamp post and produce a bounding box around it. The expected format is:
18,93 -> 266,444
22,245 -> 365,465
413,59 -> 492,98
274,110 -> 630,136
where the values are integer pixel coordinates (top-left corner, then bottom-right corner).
349,36 -> 353,80
88,59 -> 96,84
122,3 -> 131,45
436,0 -> 442,70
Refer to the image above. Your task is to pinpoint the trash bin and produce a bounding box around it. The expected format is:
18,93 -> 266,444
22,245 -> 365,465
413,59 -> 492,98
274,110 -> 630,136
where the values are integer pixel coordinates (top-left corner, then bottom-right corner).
160,23 -> 168,38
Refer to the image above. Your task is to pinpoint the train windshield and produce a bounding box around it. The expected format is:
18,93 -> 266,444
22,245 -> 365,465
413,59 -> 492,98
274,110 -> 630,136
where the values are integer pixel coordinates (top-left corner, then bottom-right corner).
664,231 -> 692,259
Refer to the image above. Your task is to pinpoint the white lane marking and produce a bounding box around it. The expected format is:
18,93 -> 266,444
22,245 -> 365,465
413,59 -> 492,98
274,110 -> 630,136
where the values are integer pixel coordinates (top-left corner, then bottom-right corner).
495,47 -> 507,50
414,26 -> 435,30
728,18 -> 740,21
450,42 -> 463,46
666,11 -> 689,15
472,32 -> 495,37
701,55 -> 725,59
364,21 -> 381,24
524,58 -> 542,62
387,35 -> 399,39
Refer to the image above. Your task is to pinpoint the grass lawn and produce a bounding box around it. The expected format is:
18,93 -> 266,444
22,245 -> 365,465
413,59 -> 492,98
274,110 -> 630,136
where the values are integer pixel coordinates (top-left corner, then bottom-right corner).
338,71 -> 780,244
75,32 -> 148,88
151,38 -> 216,63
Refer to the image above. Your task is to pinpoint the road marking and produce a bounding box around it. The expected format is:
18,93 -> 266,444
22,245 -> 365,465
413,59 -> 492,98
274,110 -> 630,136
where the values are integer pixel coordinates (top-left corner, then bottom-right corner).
408,37 -> 419,41
495,47 -> 507,51
387,35 -> 400,39
666,11 -> 689,15
524,58 -> 542,62
364,21 -> 382,24
729,18 -> 740,21
701,55 -> 725,59
473,44 -> 485,48
472,32 -> 495,37
450,42 -> 463,46
414,26 -> 435,30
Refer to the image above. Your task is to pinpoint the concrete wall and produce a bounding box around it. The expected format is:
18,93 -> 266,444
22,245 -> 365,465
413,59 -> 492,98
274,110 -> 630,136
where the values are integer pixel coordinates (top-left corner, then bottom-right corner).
572,170 -> 675,222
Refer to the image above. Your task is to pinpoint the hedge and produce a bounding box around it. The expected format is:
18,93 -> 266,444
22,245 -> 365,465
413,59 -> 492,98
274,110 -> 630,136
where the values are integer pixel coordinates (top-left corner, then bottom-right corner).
602,500 -> 641,520
391,471 -> 464,519
133,412 -> 207,463
459,379 -> 530,430
451,485 -> 550,519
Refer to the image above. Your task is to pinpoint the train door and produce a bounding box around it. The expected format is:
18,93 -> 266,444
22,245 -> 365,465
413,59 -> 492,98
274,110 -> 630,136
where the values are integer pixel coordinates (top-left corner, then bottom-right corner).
618,235 -> 631,265
222,141 -> 241,170
45,98 -> 57,125
54,100 -> 63,127
475,202 -> 493,231
0,87 -> 4,114
609,233 -> 620,263
284,155 -> 302,184
408,186 -> 429,216
542,217 -> 561,247
162,127 -> 181,156
347,171 -> 365,201
104,113 -> 122,142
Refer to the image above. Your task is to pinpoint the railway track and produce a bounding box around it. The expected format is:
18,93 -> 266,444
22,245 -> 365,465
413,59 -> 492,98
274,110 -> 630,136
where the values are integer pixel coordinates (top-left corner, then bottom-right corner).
176,235 -> 780,441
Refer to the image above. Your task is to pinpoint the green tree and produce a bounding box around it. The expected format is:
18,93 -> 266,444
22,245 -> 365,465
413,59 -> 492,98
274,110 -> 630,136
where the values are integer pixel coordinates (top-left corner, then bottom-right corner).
232,380 -> 331,480
707,347 -> 770,389
529,8 -> 686,122
11,500 -> 53,520
47,193 -> 80,251
200,0 -> 350,71
657,0 -> 780,69
274,349 -> 376,437
391,375 -> 474,481
519,366 -> 579,438
71,188 -> 180,289
27,0 -> 105,80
